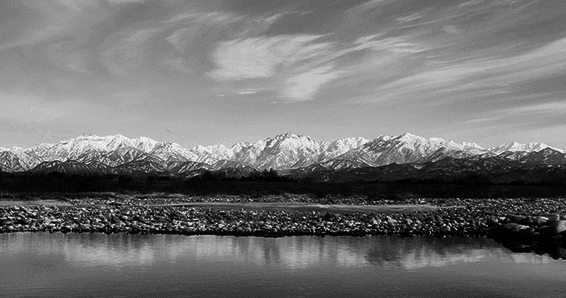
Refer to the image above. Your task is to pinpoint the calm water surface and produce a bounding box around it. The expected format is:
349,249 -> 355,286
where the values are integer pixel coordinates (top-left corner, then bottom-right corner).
1,233 -> 565,298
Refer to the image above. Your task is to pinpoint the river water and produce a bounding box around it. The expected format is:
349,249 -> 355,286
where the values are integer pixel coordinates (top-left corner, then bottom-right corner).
1,233 -> 565,298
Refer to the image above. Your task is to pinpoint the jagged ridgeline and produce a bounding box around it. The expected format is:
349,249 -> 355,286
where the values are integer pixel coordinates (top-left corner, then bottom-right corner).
1,133 -> 566,186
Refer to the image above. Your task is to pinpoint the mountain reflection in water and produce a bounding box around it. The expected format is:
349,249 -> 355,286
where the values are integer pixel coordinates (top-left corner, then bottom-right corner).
0,234 -> 552,269
1,234 -> 565,298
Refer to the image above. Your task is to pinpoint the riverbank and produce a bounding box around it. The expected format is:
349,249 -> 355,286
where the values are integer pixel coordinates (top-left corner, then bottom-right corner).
0,203 -> 462,237
0,194 -> 565,239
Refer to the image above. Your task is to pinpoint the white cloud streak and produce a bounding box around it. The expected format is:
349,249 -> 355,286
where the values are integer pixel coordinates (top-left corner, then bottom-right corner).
106,0 -> 148,4
283,66 -> 340,101
164,12 -> 241,25
503,100 -> 566,115
351,36 -> 566,107
208,33 -> 426,101
208,34 -> 345,101
236,90 -> 258,95
208,35 -> 328,81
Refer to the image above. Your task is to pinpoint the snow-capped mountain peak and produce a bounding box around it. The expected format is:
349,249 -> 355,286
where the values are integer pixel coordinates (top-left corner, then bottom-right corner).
397,132 -> 423,141
325,137 -> 369,151
1,132 -> 565,174
461,142 -> 484,150
490,142 -> 561,154
273,132 -> 304,139
133,136 -> 159,152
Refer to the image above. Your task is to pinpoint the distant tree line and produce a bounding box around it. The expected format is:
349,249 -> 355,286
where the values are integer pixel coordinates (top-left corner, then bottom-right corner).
1,170 -> 566,198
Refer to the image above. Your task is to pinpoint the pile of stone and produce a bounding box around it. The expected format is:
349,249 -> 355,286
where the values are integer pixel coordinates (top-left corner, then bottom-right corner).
65,194 -> 374,206
1,197 -> 566,242
487,214 -> 566,241
0,204 -> 490,237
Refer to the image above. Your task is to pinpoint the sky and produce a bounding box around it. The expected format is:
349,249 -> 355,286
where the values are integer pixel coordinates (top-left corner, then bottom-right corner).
1,0 -> 565,149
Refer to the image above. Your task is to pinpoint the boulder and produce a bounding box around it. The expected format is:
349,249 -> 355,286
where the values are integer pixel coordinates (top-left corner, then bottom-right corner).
501,223 -> 530,234
486,217 -> 499,227
533,216 -> 548,226
548,220 -> 566,235
386,217 -> 398,226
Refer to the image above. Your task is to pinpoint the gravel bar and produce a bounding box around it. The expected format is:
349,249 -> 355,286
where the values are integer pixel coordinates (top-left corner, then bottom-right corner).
1,195 -> 566,258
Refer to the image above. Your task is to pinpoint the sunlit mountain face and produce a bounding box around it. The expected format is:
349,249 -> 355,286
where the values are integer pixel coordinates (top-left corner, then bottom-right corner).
1,133 -> 566,184
0,1 -> 565,152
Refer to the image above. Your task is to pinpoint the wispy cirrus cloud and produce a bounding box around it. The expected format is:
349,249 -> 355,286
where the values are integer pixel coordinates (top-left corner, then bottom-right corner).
358,36 -> 566,104
492,98 -> 566,120
164,13 -> 240,54
208,34 -> 343,101
1,0 -> 565,148
162,11 -> 266,75
396,12 -> 422,23
236,89 -> 259,95
208,35 -> 329,80
207,32 -> 426,101
282,66 -> 340,100
1,1 -> 106,50
164,11 -> 241,25
333,0 -> 566,108
45,41 -> 91,73
106,0 -> 149,4
101,28 -> 162,75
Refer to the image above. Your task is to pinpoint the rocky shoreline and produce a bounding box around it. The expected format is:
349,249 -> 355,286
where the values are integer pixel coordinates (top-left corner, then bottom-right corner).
1,195 -> 566,257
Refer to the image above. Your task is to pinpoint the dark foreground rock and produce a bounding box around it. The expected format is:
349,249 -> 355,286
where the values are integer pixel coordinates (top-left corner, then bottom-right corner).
485,214 -> 566,259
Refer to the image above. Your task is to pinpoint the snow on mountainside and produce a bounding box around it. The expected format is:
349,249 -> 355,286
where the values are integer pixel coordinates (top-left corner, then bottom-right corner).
167,160 -> 211,175
1,132 -> 565,174
230,139 -> 267,167
250,133 -> 323,170
25,134 -> 160,158
520,148 -> 566,165
188,144 -> 234,164
183,133 -> 369,170
93,147 -> 165,167
322,137 -> 370,160
0,151 -> 27,172
31,160 -> 108,174
133,136 -> 159,152
490,142 -> 563,154
330,133 -> 487,167
150,142 -> 199,162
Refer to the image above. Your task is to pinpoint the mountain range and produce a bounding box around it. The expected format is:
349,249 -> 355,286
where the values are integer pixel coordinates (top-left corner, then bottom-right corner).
1,133 -> 565,183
